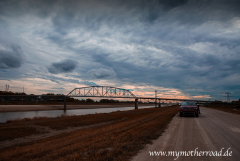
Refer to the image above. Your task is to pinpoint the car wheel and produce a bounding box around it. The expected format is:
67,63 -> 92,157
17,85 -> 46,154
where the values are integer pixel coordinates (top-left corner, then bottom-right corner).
180,112 -> 183,117
196,112 -> 199,117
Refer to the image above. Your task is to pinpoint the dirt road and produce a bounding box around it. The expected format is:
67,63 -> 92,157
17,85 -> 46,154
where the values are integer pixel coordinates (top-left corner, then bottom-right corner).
131,107 -> 240,161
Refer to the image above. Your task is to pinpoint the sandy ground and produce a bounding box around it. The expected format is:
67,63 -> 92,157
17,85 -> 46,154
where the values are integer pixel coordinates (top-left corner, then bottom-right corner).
131,107 -> 240,161
0,104 -> 152,112
0,118 -> 126,149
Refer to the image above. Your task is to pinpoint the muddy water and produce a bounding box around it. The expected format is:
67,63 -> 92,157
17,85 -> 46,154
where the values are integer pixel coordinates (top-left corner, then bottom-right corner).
0,105 -> 168,123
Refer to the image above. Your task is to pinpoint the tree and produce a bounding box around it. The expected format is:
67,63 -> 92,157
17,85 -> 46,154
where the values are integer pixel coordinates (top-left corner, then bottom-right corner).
86,98 -> 94,102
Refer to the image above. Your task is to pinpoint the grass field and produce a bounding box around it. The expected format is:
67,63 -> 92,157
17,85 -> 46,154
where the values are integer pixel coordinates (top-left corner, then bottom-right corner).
206,104 -> 240,115
0,105 -> 178,161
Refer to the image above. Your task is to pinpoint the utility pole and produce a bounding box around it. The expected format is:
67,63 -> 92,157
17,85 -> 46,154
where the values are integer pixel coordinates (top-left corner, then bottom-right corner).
22,86 -> 24,104
5,84 -> 9,105
155,90 -> 157,108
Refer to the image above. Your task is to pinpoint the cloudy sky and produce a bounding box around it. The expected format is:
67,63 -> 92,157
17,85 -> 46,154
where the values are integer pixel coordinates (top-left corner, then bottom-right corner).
0,0 -> 240,101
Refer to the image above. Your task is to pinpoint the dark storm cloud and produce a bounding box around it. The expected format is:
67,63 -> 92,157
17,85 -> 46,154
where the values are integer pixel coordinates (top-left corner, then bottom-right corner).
47,59 -> 78,74
0,45 -> 24,69
90,53 -> 177,88
0,0 -> 56,18
1,0 -> 239,35
34,0 -> 240,100
0,0 -> 240,100
1,0 -> 239,21
36,74 -> 99,87
51,10 -> 76,35
158,0 -> 189,9
92,54 -> 140,78
90,42 -> 240,95
87,68 -> 116,79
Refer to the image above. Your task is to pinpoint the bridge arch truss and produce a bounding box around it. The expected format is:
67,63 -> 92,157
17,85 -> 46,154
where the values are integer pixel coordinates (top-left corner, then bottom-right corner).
67,86 -> 136,98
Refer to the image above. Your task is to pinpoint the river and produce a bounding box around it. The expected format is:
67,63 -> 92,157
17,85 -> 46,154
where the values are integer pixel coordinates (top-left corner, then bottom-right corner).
0,105 -> 169,123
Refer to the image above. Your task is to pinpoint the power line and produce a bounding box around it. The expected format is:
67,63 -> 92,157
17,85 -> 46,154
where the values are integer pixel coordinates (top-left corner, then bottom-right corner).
5,84 -> 9,92
224,92 -> 232,102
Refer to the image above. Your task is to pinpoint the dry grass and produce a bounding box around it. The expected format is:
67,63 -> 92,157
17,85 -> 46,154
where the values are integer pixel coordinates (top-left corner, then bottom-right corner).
206,104 -> 240,115
6,116 -> 51,123
0,106 -> 179,161
0,126 -> 37,142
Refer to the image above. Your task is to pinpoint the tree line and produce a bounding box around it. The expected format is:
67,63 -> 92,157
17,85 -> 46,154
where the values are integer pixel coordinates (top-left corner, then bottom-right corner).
0,91 -> 135,103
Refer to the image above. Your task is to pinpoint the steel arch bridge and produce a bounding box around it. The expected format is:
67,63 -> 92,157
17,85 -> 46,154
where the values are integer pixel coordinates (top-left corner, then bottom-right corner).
0,86 -> 209,110
67,86 -> 136,98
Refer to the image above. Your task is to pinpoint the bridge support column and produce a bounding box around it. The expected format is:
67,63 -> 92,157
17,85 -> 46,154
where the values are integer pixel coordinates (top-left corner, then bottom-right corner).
64,97 -> 67,111
135,98 -> 138,110
158,99 -> 161,107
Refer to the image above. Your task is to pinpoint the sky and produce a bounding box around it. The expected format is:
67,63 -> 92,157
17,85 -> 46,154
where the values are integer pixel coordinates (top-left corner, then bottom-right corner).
0,0 -> 240,101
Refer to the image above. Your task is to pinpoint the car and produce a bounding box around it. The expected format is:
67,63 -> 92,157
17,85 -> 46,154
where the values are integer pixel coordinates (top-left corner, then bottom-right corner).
179,101 -> 200,117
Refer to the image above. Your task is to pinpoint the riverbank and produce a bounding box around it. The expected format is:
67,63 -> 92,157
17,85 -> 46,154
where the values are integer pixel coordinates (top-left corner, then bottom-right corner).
0,105 -> 179,161
0,104 -> 155,112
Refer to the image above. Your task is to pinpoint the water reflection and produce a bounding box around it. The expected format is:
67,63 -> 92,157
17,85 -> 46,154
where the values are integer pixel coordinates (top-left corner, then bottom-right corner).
0,105 -> 167,123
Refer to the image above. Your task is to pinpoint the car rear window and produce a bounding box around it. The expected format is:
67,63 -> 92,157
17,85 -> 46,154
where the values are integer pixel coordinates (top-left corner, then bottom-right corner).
182,102 -> 196,106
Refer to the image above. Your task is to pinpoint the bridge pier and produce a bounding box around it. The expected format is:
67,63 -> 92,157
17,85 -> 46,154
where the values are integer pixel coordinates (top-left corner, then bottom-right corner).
135,98 -> 138,109
158,99 -> 161,107
64,97 -> 67,111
